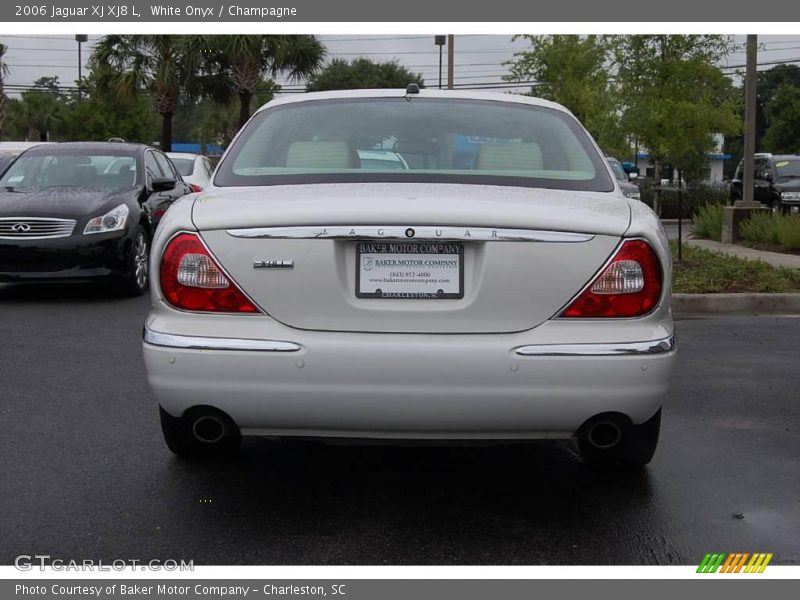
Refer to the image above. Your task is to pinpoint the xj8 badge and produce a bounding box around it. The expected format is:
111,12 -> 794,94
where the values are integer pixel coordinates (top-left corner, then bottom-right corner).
253,260 -> 294,270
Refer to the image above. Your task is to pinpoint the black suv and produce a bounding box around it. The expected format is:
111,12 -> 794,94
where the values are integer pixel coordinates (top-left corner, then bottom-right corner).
730,153 -> 800,213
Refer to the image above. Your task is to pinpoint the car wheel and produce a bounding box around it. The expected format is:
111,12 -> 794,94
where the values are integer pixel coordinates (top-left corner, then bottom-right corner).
159,406 -> 242,459
577,409 -> 661,468
119,225 -> 150,296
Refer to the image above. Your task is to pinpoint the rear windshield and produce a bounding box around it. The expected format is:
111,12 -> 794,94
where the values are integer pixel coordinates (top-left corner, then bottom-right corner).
170,158 -> 195,176
215,97 -> 613,192
0,151 -> 138,189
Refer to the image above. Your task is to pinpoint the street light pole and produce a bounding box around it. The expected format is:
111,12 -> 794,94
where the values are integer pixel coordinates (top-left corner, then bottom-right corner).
75,34 -> 88,102
434,36 -> 446,90
447,34 -> 454,90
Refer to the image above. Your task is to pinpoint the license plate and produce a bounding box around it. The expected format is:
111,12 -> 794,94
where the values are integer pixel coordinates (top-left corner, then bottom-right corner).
356,241 -> 464,299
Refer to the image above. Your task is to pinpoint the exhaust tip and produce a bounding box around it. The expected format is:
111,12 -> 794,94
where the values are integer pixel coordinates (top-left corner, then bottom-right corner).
586,421 -> 623,449
191,415 -> 226,444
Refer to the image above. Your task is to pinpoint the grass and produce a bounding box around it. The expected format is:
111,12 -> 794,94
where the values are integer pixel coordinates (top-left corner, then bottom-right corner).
671,241 -> 800,293
691,204 -> 724,241
692,206 -> 800,252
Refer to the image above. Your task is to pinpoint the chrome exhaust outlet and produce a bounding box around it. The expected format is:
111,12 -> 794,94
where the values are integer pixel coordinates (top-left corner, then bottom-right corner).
191,415 -> 227,444
585,420 -> 623,449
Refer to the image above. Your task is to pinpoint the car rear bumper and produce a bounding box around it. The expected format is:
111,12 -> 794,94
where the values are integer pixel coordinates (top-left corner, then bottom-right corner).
142,314 -> 676,440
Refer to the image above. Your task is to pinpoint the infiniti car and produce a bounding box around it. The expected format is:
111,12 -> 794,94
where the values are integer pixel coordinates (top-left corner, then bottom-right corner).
0,142 -> 192,294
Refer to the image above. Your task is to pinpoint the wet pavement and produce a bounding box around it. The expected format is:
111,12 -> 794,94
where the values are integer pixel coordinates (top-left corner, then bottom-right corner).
1,283 -> 798,565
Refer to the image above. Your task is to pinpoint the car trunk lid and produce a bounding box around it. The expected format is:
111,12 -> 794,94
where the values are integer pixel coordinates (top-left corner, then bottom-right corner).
193,183 -> 629,333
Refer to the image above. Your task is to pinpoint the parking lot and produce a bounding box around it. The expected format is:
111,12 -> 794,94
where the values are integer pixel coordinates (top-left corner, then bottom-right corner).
1,282 -> 798,566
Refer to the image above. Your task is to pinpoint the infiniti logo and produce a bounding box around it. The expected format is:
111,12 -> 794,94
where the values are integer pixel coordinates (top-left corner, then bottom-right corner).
11,223 -> 31,232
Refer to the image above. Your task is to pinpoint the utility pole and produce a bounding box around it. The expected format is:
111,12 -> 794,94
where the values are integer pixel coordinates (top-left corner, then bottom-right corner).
741,34 -> 758,206
435,36 -> 446,90
447,34 -> 454,90
75,34 -> 88,102
722,34 -> 769,243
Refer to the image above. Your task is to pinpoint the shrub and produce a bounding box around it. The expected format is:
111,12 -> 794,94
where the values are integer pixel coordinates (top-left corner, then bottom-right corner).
776,214 -> 800,251
691,204 -> 724,241
740,212 -> 780,246
639,181 -> 731,219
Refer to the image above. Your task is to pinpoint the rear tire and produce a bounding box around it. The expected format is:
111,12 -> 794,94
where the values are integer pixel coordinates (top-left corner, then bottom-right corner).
578,409 -> 661,468
159,406 -> 242,459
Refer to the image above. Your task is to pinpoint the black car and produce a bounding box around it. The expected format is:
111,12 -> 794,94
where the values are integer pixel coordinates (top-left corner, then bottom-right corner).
730,153 -> 800,213
0,142 -> 192,295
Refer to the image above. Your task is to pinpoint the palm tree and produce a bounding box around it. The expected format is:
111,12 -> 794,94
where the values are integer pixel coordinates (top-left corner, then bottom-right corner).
91,35 -> 186,150
0,43 -> 9,140
209,35 -> 325,128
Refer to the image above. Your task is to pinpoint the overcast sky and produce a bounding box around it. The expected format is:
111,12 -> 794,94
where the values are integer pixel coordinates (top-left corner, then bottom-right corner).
3,34 -> 800,98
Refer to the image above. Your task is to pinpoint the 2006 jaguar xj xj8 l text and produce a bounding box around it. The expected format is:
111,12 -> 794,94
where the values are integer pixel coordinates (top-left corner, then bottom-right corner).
142,88 -> 676,466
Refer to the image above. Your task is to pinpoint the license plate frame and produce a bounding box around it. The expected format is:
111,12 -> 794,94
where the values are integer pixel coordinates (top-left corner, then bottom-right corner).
355,241 -> 464,300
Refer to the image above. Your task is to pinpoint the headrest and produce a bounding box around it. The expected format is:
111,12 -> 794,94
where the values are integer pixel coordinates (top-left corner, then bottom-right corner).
476,142 -> 543,171
286,142 -> 355,169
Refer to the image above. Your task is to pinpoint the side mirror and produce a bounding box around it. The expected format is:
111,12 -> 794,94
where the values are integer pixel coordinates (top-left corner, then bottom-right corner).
151,177 -> 176,192
763,171 -> 773,181
628,173 -> 638,181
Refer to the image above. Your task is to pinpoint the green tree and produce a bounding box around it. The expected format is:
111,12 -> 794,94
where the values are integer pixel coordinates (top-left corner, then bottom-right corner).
91,35 -> 189,151
187,79 -> 279,149
757,65 -> 800,147
190,35 -> 324,128
615,35 -> 741,184
762,84 -> 800,153
60,67 -> 159,143
5,76 -> 65,141
504,35 -> 628,157
306,58 -> 424,92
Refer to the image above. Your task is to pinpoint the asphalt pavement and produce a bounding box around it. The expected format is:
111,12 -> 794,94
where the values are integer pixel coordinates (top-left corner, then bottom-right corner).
1,282 -> 798,566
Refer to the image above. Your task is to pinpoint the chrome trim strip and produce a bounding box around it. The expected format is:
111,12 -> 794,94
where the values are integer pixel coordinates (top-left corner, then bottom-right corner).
143,326 -> 302,352
513,335 -> 675,357
226,225 -> 594,243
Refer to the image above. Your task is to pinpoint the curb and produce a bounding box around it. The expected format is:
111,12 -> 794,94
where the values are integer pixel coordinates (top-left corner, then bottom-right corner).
673,293 -> 800,316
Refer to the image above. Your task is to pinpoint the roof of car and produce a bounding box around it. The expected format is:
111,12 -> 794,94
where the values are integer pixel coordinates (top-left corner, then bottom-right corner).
254,88 -> 572,116
19,141 -> 151,156
770,154 -> 800,160
166,152 -> 203,159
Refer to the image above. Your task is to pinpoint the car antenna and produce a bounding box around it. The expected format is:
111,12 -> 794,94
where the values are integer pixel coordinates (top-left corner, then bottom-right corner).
404,83 -> 420,102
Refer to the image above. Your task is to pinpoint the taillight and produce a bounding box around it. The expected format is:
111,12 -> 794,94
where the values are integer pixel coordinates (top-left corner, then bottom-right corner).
189,183 -> 203,193
159,232 -> 258,313
560,239 -> 662,318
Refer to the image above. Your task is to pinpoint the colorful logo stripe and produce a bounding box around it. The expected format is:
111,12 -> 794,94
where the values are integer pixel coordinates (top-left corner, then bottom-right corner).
697,553 -> 773,573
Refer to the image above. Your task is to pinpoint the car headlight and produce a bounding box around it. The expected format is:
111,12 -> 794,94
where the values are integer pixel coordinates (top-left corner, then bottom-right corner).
625,191 -> 641,200
780,191 -> 800,201
84,204 -> 129,235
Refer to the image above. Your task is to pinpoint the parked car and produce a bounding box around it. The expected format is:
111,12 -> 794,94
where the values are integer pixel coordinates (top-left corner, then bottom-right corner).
0,142 -> 192,295
606,156 -> 640,199
166,152 -> 214,192
730,153 -> 800,213
0,141 -> 53,176
143,89 -> 675,466
357,150 -> 410,170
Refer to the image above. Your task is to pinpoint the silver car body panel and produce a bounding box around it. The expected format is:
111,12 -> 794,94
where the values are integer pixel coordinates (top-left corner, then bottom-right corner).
144,308 -> 675,439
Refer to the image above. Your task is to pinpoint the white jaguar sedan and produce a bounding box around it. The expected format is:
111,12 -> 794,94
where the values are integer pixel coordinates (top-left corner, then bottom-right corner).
142,88 -> 675,467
